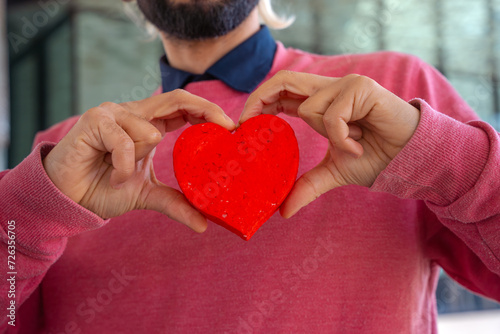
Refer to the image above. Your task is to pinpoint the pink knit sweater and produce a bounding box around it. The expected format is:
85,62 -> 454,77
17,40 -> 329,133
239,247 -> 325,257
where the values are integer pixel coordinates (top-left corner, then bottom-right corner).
1,43 -> 500,334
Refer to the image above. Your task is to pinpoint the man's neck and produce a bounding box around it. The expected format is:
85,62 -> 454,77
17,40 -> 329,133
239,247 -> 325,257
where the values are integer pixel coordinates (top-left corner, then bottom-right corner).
160,9 -> 260,74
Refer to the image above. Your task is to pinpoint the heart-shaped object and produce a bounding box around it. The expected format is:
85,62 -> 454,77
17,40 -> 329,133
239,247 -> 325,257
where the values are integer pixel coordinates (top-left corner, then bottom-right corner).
173,114 -> 299,240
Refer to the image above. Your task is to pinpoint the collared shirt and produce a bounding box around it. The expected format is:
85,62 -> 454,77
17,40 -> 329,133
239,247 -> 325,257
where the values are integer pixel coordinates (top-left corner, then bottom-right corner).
160,26 -> 277,94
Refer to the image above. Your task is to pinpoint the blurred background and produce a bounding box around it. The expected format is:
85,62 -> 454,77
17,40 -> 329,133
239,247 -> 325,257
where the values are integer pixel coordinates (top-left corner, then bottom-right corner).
2,0 -> 500,331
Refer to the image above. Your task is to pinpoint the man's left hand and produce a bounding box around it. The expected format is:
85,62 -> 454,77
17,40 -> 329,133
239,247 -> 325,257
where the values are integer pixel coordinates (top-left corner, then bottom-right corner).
239,71 -> 421,218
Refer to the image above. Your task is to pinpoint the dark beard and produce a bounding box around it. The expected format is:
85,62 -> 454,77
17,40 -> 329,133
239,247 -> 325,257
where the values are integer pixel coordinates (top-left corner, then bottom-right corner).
136,0 -> 260,40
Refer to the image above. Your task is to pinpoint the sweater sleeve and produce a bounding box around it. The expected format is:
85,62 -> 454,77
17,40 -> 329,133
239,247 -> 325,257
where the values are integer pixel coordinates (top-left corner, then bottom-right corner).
370,56 -> 500,301
0,142 -> 106,330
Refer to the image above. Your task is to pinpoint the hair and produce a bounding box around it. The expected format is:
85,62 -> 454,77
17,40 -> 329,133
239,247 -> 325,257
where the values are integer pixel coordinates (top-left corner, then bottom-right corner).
123,0 -> 294,38
258,0 -> 295,30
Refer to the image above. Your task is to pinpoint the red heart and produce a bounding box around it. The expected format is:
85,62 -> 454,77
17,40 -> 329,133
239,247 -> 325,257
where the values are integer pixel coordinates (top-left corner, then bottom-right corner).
173,114 -> 299,240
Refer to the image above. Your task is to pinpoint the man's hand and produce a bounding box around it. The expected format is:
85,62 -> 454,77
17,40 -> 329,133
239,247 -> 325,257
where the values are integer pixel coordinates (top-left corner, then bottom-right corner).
43,90 -> 235,232
239,71 -> 420,218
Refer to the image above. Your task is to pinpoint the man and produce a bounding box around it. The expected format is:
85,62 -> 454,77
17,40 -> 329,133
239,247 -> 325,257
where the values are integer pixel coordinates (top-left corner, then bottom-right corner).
1,0 -> 499,333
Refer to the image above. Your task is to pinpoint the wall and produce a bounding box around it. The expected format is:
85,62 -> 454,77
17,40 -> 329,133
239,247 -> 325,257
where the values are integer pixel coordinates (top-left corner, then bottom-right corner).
272,0 -> 500,129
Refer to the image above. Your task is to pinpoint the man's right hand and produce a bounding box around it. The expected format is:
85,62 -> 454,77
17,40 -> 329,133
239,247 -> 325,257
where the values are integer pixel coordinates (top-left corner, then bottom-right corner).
43,90 -> 235,233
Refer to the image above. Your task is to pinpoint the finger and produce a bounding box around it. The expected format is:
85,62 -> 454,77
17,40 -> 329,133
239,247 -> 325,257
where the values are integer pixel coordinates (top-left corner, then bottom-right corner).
280,155 -> 341,219
282,77 -> 362,140
151,117 -> 187,134
95,102 -> 163,163
239,71 -> 334,124
121,89 -> 235,131
260,97 -> 305,116
114,110 -> 162,161
323,91 -> 364,157
97,118 -> 136,188
145,184 -> 208,233
293,85 -> 343,138
348,123 -> 363,141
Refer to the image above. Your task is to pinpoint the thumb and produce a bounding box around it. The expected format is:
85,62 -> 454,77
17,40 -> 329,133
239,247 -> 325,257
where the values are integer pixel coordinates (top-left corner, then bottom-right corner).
280,153 -> 341,219
144,184 -> 208,233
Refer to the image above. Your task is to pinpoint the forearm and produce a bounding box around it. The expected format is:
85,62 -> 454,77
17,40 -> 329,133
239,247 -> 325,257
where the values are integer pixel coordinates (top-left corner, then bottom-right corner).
0,143 -> 106,329
371,99 -> 500,289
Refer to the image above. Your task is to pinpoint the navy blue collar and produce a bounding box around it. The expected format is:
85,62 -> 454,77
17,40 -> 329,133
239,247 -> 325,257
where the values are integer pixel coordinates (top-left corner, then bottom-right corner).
160,26 -> 277,93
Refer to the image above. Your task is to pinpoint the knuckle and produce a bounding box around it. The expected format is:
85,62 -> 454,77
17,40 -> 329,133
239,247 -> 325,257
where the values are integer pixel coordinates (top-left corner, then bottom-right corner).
83,107 -> 105,120
170,88 -> 188,99
120,100 -> 140,111
146,129 -> 162,145
275,70 -> 297,94
276,70 -> 294,80
99,101 -> 120,110
344,73 -> 361,81
322,113 -> 336,129
352,75 -> 376,90
301,174 -> 321,200
84,104 -> 119,124
170,89 -> 192,111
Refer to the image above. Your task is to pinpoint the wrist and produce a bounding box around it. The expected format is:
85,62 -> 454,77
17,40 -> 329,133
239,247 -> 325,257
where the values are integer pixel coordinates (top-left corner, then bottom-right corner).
42,147 -> 80,204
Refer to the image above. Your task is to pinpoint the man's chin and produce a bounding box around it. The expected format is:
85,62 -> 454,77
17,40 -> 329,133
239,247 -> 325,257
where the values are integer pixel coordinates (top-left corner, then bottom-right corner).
137,0 -> 259,40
